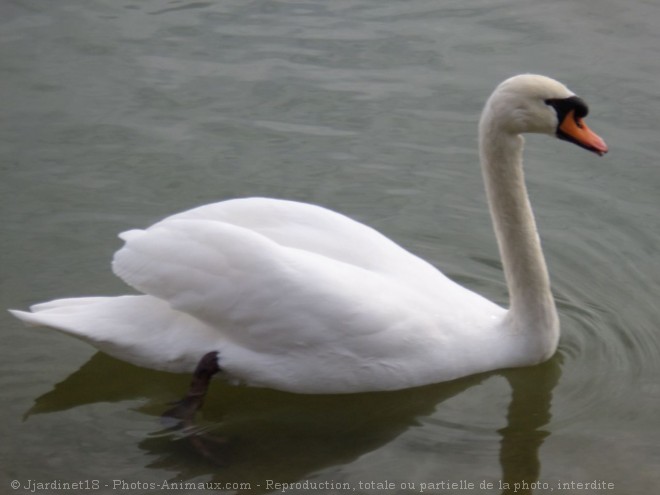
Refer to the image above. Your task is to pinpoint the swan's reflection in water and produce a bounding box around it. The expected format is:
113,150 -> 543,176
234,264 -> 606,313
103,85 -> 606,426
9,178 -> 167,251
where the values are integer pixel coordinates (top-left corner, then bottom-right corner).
28,352 -> 560,494
499,359 -> 561,495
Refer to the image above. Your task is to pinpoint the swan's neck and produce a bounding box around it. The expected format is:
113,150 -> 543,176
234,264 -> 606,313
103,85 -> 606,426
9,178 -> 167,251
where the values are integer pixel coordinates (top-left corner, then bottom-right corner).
479,117 -> 559,358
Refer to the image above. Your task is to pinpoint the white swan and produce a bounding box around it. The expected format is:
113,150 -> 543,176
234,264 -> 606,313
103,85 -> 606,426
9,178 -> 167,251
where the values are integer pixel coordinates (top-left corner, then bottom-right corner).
10,74 -> 607,395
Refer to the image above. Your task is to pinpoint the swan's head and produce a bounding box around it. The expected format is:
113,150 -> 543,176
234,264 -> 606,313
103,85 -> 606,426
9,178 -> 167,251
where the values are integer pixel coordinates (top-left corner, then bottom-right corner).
482,74 -> 608,156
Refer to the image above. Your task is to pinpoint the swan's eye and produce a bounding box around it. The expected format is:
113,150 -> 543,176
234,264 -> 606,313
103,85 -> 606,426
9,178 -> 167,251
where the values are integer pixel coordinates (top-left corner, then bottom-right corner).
572,100 -> 589,119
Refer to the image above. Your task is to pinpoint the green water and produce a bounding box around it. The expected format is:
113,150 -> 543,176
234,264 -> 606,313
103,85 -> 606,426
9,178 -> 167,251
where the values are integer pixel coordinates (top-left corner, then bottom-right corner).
2,0 -> 659,493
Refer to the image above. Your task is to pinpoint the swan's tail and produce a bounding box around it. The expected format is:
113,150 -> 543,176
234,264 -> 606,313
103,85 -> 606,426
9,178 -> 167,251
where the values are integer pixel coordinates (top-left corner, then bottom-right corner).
9,295 -> 221,373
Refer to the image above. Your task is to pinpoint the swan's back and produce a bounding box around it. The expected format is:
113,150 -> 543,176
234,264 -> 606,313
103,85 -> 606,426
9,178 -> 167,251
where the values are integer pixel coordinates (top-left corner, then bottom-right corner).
107,197 -> 507,392
114,198 -> 501,331
144,198 -> 447,290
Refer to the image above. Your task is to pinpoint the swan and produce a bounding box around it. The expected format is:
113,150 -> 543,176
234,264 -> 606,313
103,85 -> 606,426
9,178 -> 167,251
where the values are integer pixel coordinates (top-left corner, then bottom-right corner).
10,75 -> 607,404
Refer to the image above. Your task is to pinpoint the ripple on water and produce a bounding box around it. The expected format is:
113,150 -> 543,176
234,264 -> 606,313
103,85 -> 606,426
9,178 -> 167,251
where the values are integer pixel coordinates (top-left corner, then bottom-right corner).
552,293 -> 650,428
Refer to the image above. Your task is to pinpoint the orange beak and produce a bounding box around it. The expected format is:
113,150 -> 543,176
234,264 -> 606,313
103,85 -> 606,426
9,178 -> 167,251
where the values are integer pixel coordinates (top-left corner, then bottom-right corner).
559,110 -> 609,156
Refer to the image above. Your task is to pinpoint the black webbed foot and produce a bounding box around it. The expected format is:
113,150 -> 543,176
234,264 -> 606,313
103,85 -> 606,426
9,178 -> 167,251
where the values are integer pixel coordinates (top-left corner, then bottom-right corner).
161,351 -> 228,464
162,351 -> 221,427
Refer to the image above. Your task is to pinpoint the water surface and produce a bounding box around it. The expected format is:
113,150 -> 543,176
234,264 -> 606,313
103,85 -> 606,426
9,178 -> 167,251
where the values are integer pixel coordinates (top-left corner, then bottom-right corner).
2,0 -> 659,493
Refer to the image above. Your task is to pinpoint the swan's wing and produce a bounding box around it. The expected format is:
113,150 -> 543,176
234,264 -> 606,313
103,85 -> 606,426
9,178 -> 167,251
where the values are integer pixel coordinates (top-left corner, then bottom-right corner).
150,198 -> 452,292
112,216 -> 437,349
113,197 -> 500,342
